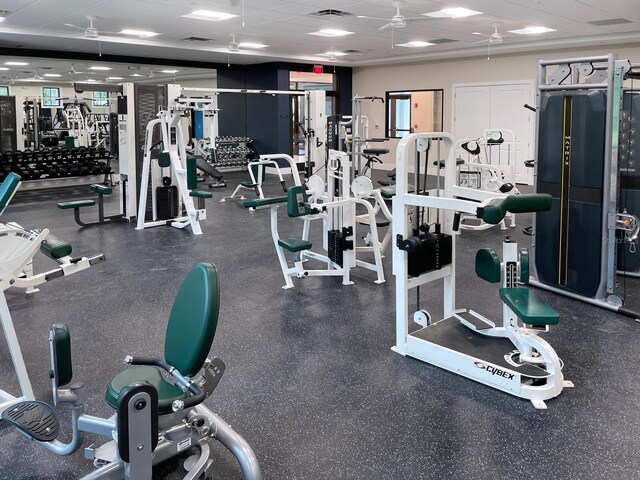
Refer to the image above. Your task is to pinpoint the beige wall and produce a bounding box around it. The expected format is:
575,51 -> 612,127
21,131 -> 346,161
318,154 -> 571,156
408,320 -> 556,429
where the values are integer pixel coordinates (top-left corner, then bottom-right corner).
353,43 -> 640,167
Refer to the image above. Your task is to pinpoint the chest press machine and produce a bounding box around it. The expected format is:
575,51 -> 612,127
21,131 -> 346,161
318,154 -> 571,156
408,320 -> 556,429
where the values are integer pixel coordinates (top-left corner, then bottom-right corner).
393,133 -> 572,409
242,152 -> 391,289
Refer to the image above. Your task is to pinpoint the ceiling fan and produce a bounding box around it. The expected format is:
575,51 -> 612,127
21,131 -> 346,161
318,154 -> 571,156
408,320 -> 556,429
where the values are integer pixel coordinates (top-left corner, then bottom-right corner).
357,1 -> 432,30
68,63 -> 86,75
471,25 -> 515,59
228,34 -> 240,52
63,16 -> 119,56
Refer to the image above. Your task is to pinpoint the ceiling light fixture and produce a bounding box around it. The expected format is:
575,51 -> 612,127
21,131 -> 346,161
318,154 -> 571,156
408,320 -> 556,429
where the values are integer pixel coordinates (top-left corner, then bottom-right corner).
107,76 -> 124,80
322,51 -> 348,56
0,67 -> 9,71
89,66 -> 111,71
160,69 -> 179,74
396,40 -> 435,48
508,26 -> 557,35
121,29 -> 159,37
4,61 -> 28,66
238,42 -> 268,49
309,29 -> 354,37
424,7 -> 482,18
43,73 -> 61,77
130,73 -> 143,77
182,10 -> 237,22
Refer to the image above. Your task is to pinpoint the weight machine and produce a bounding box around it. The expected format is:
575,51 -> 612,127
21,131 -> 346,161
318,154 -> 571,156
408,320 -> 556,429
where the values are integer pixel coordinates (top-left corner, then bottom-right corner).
530,53 -> 640,318
393,133 -> 571,409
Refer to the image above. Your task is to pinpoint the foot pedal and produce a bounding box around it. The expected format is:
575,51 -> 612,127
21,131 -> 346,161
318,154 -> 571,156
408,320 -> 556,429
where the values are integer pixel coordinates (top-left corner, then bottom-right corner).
2,401 -> 60,442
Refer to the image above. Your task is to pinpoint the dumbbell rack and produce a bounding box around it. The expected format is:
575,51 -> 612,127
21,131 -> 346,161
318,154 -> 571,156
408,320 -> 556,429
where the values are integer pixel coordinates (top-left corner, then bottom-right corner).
0,147 -> 113,189
212,136 -> 253,169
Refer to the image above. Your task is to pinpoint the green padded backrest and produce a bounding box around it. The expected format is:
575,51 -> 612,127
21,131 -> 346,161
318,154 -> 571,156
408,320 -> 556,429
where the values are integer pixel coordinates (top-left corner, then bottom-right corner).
475,248 -> 501,283
164,263 -> 220,377
0,172 -> 21,217
51,324 -> 73,387
520,248 -> 530,284
157,152 -> 171,168
287,185 -> 311,217
186,156 -> 198,190
250,163 -> 266,183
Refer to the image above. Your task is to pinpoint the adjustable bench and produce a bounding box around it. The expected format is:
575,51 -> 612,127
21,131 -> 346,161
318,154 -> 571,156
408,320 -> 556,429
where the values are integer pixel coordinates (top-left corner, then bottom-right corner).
57,183 -> 127,227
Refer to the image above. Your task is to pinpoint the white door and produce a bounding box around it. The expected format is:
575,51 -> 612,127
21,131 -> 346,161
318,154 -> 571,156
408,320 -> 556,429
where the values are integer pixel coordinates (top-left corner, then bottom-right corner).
454,82 -> 534,185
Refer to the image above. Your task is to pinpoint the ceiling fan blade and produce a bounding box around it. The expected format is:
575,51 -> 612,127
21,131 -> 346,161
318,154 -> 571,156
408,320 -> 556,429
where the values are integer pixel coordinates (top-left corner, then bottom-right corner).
472,32 -> 490,37
357,15 -> 390,21
379,22 -> 393,31
472,39 -> 490,45
64,24 -> 86,31
404,16 -> 435,21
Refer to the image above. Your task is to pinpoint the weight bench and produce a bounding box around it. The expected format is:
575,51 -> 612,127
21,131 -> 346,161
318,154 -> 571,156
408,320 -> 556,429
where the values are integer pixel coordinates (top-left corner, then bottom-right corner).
57,183 -> 127,227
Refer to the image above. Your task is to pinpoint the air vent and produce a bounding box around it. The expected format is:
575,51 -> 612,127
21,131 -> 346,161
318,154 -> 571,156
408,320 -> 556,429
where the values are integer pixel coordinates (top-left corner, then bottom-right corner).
39,66 -> 53,70
310,9 -> 353,17
183,36 -> 214,42
429,38 -> 457,44
588,18 -> 632,26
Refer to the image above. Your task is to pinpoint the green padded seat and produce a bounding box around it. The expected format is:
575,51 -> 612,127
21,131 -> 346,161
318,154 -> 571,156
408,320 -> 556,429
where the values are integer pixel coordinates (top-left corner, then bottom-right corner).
0,172 -> 21,214
379,184 -> 414,199
357,216 -> 390,227
105,366 -> 186,415
189,190 -> 213,199
499,288 -> 559,326
57,200 -> 95,209
278,236 -> 312,253
90,184 -> 112,195
475,248 -> 501,283
240,181 -> 255,188
242,196 -> 287,209
106,263 -> 220,412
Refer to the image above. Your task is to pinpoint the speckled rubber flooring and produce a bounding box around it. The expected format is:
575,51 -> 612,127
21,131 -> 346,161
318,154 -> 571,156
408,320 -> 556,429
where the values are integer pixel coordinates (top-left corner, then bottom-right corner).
0,171 -> 639,480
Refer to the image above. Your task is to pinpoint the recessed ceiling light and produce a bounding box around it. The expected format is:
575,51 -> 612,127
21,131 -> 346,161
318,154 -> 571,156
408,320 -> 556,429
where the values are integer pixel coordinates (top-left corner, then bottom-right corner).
130,73 -> 143,77
108,76 -> 124,80
0,18 -> 5,23
182,10 -> 237,22
321,51 -> 348,56
43,73 -> 61,77
508,26 -> 557,35
86,79 -> 97,83
424,8 -> 482,18
238,42 -> 268,49
397,41 -> 435,48
0,67 -> 9,71
121,29 -> 159,38
89,66 -> 111,71
309,29 -> 354,37
5,61 -> 28,66
160,70 -> 179,74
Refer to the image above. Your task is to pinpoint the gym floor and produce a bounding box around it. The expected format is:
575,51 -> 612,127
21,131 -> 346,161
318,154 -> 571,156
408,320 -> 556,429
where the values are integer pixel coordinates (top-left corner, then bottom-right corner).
1,171 -> 639,480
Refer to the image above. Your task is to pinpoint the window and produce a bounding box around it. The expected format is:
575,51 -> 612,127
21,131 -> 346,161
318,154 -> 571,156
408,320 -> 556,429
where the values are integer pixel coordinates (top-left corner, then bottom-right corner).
0,86 -> 9,96
386,89 -> 444,138
93,91 -> 108,107
42,87 -> 61,107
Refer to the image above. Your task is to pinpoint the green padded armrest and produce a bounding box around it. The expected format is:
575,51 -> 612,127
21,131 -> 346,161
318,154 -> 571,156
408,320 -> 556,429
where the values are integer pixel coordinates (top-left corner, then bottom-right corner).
0,172 -> 21,215
278,236 -> 312,253
189,190 -> 213,199
40,233 -> 72,259
57,200 -> 96,209
520,249 -> 530,284
433,158 -> 465,168
242,196 -> 287,208
51,324 -> 72,387
499,288 -> 559,325
379,184 -> 414,199
475,248 -> 501,283
90,184 -> 112,195
481,194 -> 552,225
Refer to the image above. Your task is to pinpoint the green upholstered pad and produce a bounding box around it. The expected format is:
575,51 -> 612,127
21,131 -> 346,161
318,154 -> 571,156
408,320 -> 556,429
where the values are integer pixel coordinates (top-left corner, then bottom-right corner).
475,248 -> 501,283
164,263 -> 219,377
287,185 -> 311,217
186,156 -> 198,190
51,324 -> 72,387
40,233 -> 72,259
0,172 -> 21,215
65,136 -> 75,149
357,216 -> 390,227
250,163 -> 266,183
90,184 -> 112,195
189,190 -> 213,199
242,196 -> 287,208
156,152 -> 171,168
105,366 -> 185,415
240,181 -> 255,188
57,200 -> 95,209
379,184 -> 414,199
481,194 -> 552,225
520,249 -> 530,284
278,236 -> 312,252
432,158 -> 465,168
499,288 -> 559,325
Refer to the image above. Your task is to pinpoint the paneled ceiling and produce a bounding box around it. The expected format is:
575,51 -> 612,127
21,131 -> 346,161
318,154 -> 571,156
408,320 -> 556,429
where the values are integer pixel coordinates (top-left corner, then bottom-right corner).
0,0 -> 638,67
